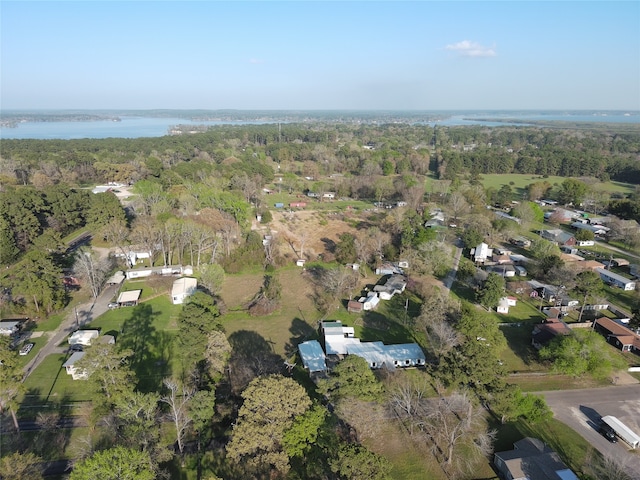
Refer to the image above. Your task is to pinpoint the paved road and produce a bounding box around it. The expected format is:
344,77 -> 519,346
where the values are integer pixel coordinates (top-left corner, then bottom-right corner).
595,240 -> 640,262
540,385 -> 640,479
22,283 -> 119,379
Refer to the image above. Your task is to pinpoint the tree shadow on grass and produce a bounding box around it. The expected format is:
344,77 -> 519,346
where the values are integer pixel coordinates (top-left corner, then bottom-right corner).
500,325 -> 539,366
227,330 -> 282,394
284,317 -> 316,359
360,310 -> 416,345
118,303 -> 170,392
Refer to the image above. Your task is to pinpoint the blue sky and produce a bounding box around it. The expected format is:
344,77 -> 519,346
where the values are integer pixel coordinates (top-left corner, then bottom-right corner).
1,1 -> 639,110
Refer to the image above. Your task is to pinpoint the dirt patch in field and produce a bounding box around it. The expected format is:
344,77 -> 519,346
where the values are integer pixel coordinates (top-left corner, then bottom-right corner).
220,273 -> 264,309
258,209 -> 363,262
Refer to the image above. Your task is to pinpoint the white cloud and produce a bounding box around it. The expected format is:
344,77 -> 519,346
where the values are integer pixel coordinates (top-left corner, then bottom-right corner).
249,58 -> 265,64
445,40 -> 496,57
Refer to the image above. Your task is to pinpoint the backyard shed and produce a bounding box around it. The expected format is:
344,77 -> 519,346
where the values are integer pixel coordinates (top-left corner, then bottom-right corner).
63,352 -> 88,380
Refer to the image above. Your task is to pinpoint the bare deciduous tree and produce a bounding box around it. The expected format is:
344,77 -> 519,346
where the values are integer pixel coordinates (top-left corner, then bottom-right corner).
416,392 -> 496,477
74,247 -> 113,299
160,379 -> 195,456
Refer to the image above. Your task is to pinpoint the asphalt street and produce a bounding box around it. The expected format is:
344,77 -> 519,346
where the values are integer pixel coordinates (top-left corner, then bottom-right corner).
540,385 -> 640,479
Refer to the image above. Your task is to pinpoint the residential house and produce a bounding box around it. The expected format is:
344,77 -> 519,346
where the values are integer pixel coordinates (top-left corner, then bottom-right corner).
346,342 -> 426,369
497,296 -> 517,314
531,318 -> 572,350
571,221 -> 609,236
538,229 -> 576,247
543,208 -> 575,223
68,330 -> 100,346
321,321 -> 359,355
63,352 -> 88,380
487,264 -> 516,277
373,274 -> 407,300
472,242 -> 493,264
593,317 -> 640,354
494,437 -> 578,480
595,268 -> 637,290
171,277 -> 198,305
298,340 -> 327,373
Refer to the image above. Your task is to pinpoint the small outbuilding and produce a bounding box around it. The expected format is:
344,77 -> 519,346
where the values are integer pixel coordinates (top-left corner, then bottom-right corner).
68,330 -> 100,346
63,352 -> 88,380
117,290 -> 142,306
171,277 -> 198,305
298,340 -> 327,373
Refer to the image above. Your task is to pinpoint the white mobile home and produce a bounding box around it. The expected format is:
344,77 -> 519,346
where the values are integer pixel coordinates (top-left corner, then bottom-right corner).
68,330 -> 100,346
595,268 -> 636,291
171,277 -> 198,305
346,342 -> 426,369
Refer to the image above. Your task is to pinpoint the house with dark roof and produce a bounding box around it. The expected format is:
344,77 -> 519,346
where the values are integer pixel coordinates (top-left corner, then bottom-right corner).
538,229 -> 576,247
494,437 -> 578,480
531,318 -> 572,350
593,317 -> 640,354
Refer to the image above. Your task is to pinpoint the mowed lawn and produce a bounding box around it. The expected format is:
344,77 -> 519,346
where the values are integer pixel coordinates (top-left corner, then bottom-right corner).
22,295 -> 182,404
479,173 -> 635,197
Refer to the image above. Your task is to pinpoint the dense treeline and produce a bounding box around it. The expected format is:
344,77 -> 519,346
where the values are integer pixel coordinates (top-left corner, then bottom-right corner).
2,124 -> 639,188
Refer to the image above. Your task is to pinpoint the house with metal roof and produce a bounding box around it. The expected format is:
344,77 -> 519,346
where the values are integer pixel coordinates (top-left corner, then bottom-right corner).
298,340 -> 327,373
346,342 -> 426,370
117,289 -> 142,306
595,268 -> 637,290
321,321 -> 359,355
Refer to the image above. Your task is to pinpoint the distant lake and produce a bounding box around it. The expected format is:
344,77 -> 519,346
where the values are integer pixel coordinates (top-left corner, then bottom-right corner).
424,112 -> 640,127
0,117 -> 269,140
1,112 -> 638,140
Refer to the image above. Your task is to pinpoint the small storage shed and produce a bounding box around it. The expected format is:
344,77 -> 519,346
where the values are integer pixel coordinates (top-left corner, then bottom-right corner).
63,352 -> 88,380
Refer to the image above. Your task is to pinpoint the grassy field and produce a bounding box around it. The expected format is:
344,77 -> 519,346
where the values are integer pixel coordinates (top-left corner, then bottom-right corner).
479,173 -> 636,197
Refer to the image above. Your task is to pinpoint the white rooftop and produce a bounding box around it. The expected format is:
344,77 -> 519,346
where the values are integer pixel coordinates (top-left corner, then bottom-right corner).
117,290 -> 142,303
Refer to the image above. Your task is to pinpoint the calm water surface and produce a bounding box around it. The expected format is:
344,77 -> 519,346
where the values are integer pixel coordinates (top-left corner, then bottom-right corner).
1,113 -> 638,140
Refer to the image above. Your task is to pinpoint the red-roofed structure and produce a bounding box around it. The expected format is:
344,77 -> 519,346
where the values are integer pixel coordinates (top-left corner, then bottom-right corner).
593,317 -> 640,354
